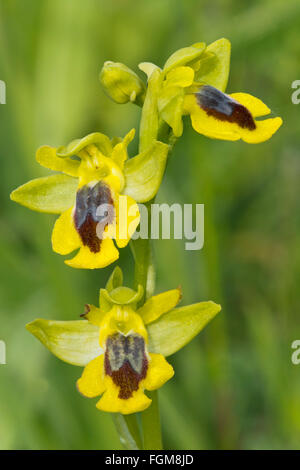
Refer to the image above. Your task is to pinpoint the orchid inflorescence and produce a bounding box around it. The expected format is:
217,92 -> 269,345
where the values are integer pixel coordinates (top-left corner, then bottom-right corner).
11,38 -> 282,449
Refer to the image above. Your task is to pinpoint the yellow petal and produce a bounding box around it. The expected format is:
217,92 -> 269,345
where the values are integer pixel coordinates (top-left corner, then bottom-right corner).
229,92 -> 271,117
83,304 -> 107,326
137,288 -> 182,324
65,239 -> 119,269
111,128 -> 135,169
51,207 -> 81,255
115,194 -> 140,248
77,355 -> 106,398
96,376 -> 151,414
239,117 -> 283,144
165,66 -> 194,88
144,353 -> 174,391
36,146 -> 80,177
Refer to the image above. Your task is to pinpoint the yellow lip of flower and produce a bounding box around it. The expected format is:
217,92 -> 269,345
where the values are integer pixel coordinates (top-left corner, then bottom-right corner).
77,304 -> 174,414
184,84 -> 283,144
26,267 -> 222,415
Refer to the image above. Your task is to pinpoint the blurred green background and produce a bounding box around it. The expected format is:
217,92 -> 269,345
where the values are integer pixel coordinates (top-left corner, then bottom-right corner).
0,0 -> 300,450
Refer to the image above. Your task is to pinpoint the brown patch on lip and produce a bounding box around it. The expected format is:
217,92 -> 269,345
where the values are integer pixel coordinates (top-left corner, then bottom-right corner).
104,333 -> 148,400
196,85 -> 256,131
78,213 -> 100,253
74,182 -> 114,253
202,102 -> 256,130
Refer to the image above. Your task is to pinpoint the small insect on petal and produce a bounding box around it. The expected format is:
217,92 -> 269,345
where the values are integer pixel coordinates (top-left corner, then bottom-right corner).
196,85 -> 256,130
74,182 -> 115,253
104,333 -> 148,399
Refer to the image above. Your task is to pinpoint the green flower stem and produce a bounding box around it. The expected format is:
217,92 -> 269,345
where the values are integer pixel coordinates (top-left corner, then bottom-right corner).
130,67 -> 176,449
131,202 -> 162,450
141,391 -> 163,450
112,413 -> 143,450
131,200 -> 156,304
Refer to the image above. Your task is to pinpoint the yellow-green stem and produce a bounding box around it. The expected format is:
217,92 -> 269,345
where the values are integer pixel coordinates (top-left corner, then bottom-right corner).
131,204 -> 163,450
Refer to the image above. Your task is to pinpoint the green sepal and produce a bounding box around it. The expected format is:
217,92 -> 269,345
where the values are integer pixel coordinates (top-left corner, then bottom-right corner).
147,301 -> 221,356
163,42 -> 206,73
105,266 -> 124,292
99,288 -> 114,312
195,38 -> 231,92
10,174 -> 77,214
57,132 -> 113,158
138,62 -> 161,80
123,141 -> 169,203
26,319 -> 101,366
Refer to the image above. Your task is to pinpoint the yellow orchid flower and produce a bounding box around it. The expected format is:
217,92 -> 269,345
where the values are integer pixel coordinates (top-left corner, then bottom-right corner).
11,130 -> 169,269
140,38 -> 282,142
77,302 -> 174,414
26,267 -> 221,415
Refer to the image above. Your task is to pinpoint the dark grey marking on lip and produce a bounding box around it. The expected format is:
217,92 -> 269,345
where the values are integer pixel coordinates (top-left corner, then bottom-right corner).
74,181 -> 114,253
104,333 -> 148,400
195,85 -> 256,131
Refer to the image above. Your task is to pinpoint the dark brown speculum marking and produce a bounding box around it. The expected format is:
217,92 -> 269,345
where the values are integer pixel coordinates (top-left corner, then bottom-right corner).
104,333 -> 148,400
196,85 -> 256,131
74,182 -> 114,253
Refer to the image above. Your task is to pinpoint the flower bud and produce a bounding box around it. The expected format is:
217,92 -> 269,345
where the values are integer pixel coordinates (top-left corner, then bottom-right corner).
100,61 -> 146,105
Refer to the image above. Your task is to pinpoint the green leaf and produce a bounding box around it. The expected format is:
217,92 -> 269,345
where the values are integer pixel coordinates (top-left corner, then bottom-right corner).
147,301 -> 221,356
123,141 -> 169,203
10,174 -> 78,214
196,38 -> 231,92
163,43 -> 206,73
26,319 -> 101,366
